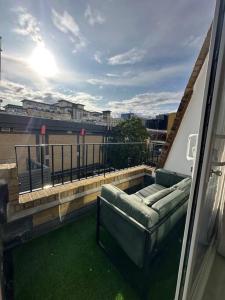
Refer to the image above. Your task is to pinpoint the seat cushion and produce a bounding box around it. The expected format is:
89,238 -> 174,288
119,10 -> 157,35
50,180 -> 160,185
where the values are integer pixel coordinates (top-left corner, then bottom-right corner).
152,189 -> 186,219
135,183 -> 165,199
143,188 -> 175,206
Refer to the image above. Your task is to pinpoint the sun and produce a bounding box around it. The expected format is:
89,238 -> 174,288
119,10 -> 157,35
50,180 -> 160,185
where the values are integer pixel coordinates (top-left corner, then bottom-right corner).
28,45 -> 58,78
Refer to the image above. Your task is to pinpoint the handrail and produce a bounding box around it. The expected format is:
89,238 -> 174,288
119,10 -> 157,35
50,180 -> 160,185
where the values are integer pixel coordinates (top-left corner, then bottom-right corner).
14,141 -> 156,147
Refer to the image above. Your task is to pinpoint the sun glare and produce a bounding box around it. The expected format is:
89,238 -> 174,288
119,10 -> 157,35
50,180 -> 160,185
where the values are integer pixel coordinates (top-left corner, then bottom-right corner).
28,45 -> 58,78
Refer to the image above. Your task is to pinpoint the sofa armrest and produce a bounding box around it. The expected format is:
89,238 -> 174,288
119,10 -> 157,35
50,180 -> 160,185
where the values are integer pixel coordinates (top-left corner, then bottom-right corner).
101,184 -> 159,229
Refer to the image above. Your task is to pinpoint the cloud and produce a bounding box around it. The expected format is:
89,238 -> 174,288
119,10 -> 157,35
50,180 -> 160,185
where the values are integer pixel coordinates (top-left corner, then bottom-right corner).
106,73 -> 119,77
87,63 -> 188,87
108,48 -> 146,65
94,51 -> 102,64
85,5 -> 105,26
0,79 -> 103,112
51,9 -> 86,53
13,6 -> 44,45
182,34 -> 204,48
108,91 -> 182,117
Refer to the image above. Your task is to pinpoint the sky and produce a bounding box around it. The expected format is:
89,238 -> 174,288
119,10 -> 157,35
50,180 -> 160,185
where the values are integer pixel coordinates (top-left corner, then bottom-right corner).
0,0 -> 215,117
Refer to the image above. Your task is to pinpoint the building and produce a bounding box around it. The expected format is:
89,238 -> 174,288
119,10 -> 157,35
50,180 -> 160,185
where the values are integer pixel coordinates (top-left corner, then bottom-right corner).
3,99 -> 116,127
4,104 -> 26,116
145,114 -> 168,130
121,113 -> 135,120
0,112 -> 107,168
145,112 -> 176,141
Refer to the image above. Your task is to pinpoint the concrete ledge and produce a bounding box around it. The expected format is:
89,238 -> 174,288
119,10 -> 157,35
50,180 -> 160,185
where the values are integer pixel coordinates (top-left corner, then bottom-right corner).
9,167 -> 151,222
5,165 -> 154,243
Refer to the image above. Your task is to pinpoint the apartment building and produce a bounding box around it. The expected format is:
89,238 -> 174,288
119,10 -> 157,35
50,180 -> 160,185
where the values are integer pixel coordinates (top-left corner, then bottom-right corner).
3,99 -> 115,126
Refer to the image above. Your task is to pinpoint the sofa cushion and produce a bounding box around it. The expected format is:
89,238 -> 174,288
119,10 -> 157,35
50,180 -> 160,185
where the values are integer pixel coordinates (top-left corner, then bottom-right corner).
135,183 -> 165,199
172,177 -> 192,195
143,188 -> 175,206
155,169 -> 187,188
152,189 -> 186,219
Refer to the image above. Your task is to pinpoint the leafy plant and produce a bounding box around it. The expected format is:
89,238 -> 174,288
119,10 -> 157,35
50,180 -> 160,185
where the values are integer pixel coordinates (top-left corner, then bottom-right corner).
107,117 -> 148,169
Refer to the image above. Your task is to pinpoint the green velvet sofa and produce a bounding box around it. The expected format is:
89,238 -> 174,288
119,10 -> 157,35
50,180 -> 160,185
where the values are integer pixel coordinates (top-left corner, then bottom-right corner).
96,169 -> 191,269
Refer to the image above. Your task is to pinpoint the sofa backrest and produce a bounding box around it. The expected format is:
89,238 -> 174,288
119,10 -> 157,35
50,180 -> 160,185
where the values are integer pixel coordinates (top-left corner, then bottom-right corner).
155,168 -> 188,188
171,177 -> 192,196
151,189 -> 186,220
143,188 -> 175,206
101,184 -> 159,229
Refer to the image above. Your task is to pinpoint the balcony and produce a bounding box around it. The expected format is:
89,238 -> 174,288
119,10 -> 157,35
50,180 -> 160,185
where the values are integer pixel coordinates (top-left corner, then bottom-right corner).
0,141 -> 187,300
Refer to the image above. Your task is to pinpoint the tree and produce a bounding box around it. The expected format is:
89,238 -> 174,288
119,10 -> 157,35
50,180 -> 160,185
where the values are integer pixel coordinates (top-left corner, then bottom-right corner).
107,117 -> 149,169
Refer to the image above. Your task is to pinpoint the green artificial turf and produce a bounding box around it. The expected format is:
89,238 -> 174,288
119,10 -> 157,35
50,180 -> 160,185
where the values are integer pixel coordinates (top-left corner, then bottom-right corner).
13,211 -> 184,300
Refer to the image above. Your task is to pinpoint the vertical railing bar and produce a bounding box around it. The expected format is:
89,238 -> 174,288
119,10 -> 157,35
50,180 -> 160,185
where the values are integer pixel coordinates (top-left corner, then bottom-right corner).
82,143 -> 85,179
28,146 -> 32,192
51,145 -> 55,187
114,144 -> 116,172
108,144 -> 110,173
157,144 -> 159,163
85,144 -> 88,178
103,144 -> 106,177
41,145 -> 44,189
152,143 -> 154,164
98,145 -> 101,175
61,145 -> 64,184
78,144 -> 81,180
14,146 -> 19,178
70,145 -> 73,182
92,144 -> 95,176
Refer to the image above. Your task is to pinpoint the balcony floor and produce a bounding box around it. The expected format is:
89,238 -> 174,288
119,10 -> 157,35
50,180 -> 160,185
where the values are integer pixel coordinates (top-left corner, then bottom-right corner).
12,210 -> 185,300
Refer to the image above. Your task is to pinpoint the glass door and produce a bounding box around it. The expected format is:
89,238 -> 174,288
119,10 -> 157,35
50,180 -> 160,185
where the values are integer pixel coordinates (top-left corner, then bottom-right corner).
175,0 -> 225,299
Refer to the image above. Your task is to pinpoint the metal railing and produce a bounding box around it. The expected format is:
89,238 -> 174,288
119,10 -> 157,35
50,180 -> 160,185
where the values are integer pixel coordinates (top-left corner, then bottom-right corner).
15,141 -> 164,194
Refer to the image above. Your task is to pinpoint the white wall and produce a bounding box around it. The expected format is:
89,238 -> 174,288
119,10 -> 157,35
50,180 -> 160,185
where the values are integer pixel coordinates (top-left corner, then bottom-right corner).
165,55 -> 209,176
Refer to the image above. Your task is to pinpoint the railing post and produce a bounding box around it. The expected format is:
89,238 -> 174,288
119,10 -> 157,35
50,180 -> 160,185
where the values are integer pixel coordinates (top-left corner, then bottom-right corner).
103,144 -> 106,177
85,144 -> 88,178
61,145 -> 64,184
14,146 -> 19,179
70,145 -> 73,182
152,143 -> 154,164
51,145 -> 55,187
41,145 -> 44,189
92,144 -> 95,176
28,146 -> 32,192
98,144 -> 101,175
78,144 -> 81,180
